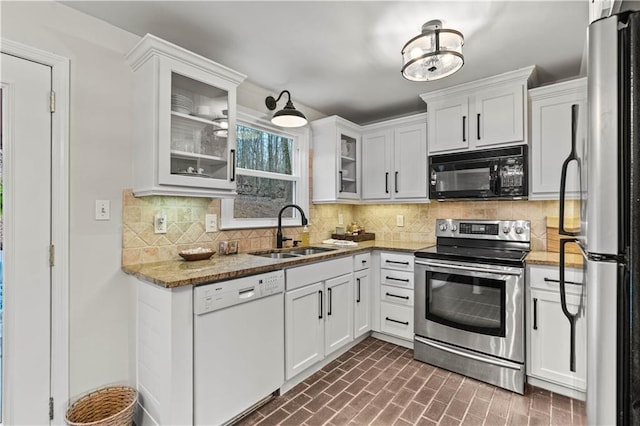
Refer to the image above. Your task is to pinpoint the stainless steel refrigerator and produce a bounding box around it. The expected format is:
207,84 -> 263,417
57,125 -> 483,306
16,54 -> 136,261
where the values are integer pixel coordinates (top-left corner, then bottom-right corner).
558,10 -> 639,426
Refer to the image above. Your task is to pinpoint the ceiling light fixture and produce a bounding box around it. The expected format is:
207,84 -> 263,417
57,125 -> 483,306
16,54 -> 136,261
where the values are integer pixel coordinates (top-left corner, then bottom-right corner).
265,90 -> 307,128
401,19 -> 464,82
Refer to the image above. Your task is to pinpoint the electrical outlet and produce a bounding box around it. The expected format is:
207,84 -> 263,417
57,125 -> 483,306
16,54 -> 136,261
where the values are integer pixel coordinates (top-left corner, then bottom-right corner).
205,214 -> 218,233
95,200 -> 110,220
338,214 -> 344,225
154,214 -> 167,234
396,215 -> 404,227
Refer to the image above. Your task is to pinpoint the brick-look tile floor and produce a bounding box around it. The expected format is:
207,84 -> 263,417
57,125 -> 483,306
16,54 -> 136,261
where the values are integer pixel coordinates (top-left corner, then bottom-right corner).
237,337 -> 586,426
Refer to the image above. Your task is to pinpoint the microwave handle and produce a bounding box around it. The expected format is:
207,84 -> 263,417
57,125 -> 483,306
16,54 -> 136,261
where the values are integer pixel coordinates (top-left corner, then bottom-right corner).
559,104 -> 580,236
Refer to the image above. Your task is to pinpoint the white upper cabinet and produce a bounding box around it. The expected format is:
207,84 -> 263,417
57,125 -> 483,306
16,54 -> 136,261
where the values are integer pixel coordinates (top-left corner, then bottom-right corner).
528,78 -> 586,200
427,95 -> 469,153
127,34 -> 246,197
474,83 -> 525,148
589,0 -> 622,23
422,66 -> 535,155
362,115 -> 428,201
311,116 -> 361,203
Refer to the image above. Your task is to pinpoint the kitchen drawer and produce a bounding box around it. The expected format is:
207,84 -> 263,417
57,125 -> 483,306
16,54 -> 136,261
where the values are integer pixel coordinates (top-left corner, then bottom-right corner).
381,269 -> 414,289
380,252 -> 414,272
528,264 -> 584,295
380,302 -> 413,340
354,253 -> 371,271
286,256 -> 352,291
380,285 -> 413,307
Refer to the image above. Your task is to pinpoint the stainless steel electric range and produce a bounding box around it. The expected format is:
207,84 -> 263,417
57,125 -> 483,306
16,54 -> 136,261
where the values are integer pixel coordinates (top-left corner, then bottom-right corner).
413,219 -> 530,394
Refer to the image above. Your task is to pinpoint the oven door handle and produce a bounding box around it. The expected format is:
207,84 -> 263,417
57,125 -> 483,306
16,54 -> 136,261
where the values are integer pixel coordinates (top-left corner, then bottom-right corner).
415,336 -> 523,371
415,259 -> 523,276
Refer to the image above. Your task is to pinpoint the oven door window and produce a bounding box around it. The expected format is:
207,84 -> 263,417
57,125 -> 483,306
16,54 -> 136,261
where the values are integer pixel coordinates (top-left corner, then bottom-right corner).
426,272 -> 506,337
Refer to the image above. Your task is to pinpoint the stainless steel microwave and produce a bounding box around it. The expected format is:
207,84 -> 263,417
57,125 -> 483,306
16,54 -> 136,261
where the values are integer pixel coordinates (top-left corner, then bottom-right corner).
429,146 -> 528,200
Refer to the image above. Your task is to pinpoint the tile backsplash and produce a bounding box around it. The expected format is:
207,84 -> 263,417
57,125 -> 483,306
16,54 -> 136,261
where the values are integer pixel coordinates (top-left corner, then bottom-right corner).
121,188 -> 578,265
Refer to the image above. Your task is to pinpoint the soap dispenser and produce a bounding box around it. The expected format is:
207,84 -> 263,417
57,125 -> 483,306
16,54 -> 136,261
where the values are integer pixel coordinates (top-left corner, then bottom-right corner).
301,225 -> 310,247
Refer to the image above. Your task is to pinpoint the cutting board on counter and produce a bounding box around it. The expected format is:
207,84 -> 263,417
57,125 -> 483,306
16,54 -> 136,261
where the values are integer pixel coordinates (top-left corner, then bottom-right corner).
330,232 -> 375,242
546,216 -> 581,254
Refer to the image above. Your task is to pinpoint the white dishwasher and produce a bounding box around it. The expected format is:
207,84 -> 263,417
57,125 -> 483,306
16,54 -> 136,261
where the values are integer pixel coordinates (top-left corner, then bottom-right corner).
193,270 -> 285,425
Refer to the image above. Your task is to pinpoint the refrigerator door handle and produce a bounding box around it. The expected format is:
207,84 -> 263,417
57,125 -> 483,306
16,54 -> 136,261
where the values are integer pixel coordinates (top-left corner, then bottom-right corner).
559,104 -> 580,237
560,237 -> 581,373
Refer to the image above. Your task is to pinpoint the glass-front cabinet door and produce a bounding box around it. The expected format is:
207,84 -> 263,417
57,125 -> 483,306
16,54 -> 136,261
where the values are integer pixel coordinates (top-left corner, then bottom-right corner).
338,131 -> 359,199
127,34 -> 246,197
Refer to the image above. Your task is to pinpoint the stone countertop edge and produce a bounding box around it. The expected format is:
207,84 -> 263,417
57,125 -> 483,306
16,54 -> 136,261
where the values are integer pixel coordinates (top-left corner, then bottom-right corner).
122,240 -> 435,289
526,251 -> 584,268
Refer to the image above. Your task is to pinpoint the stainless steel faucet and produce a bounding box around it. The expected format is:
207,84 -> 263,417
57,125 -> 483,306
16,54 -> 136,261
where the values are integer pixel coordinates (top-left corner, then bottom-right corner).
276,204 -> 308,248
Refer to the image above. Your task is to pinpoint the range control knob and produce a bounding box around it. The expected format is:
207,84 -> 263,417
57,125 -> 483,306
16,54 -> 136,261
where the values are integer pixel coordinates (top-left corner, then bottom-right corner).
503,225 -> 511,234
515,226 -> 524,234
439,223 -> 448,232
451,225 -> 458,232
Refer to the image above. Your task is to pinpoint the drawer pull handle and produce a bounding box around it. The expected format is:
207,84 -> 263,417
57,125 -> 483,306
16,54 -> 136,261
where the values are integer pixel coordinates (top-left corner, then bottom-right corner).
462,115 -> 466,142
318,290 -> 323,319
385,260 -> 410,265
533,298 -> 538,330
385,317 -> 409,326
544,277 -> 582,286
356,278 -> 361,303
386,292 -> 409,300
386,276 -> 410,283
328,287 -> 332,316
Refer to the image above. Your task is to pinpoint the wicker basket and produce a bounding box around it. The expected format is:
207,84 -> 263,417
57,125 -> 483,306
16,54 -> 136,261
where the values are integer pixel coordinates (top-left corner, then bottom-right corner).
65,386 -> 137,426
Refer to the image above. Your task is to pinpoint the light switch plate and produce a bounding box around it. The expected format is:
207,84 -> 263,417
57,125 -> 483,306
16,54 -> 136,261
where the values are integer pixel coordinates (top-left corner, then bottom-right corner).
205,214 -> 218,233
154,214 -> 167,234
338,214 -> 344,225
95,200 -> 110,221
396,215 -> 404,227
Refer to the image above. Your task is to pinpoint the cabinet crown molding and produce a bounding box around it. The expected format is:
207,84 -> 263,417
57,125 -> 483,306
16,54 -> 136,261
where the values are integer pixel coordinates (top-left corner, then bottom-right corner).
420,65 -> 537,104
126,33 -> 246,85
528,77 -> 587,100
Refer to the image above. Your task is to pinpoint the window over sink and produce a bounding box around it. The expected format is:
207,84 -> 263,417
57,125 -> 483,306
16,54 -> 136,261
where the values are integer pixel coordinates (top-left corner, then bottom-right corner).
220,108 -> 309,229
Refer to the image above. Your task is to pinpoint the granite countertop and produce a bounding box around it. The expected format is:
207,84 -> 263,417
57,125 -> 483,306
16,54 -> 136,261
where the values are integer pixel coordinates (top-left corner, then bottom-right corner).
526,250 -> 584,268
122,240 -> 434,288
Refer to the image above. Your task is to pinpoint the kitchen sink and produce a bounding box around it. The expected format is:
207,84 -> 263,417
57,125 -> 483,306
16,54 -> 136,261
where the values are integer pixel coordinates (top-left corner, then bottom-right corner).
288,247 -> 337,256
253,252 -> 301,259
249,246 -> 337,259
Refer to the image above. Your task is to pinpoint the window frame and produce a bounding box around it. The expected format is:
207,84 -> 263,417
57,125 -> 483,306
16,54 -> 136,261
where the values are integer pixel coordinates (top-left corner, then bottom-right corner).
220,107 -> 309,229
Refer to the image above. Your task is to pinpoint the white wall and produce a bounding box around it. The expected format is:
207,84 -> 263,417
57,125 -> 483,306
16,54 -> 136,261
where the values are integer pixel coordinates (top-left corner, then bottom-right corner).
1,1 -> 139,398
1,0 -> 327,402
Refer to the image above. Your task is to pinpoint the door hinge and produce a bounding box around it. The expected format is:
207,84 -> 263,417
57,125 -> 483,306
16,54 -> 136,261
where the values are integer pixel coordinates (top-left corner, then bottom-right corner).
50,91 -> 55,113
49,244 -> 55,267
49,397 -> 54,420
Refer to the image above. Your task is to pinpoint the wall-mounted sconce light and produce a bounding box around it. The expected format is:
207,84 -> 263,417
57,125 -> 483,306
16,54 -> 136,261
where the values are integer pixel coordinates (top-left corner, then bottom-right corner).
265,90 -> 307,128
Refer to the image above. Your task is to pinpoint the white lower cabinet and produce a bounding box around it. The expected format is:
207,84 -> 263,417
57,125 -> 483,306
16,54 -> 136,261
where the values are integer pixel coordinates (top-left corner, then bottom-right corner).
377,252 -> 415,341
354,253 -> 372,338
285,282 -> 325,379
527,264 -> 587,396
325,274 -> 354,355
285,257 -> 354,380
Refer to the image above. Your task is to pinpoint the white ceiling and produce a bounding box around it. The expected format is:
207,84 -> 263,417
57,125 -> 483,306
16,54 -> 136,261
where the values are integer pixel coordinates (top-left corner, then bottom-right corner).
62,1 -> 590,124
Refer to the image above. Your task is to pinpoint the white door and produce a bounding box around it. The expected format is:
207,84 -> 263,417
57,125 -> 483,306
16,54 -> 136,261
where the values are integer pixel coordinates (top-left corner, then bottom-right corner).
427,96 -> 469,154
528,288 -> 587,391
474,84 -> 524,148
1,52 -> 52,424
393,123 -> 427,199
361,130 -> 392,200
324,274 -> 353,356
284,283 -> 324,380
353,269 -> 371,338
